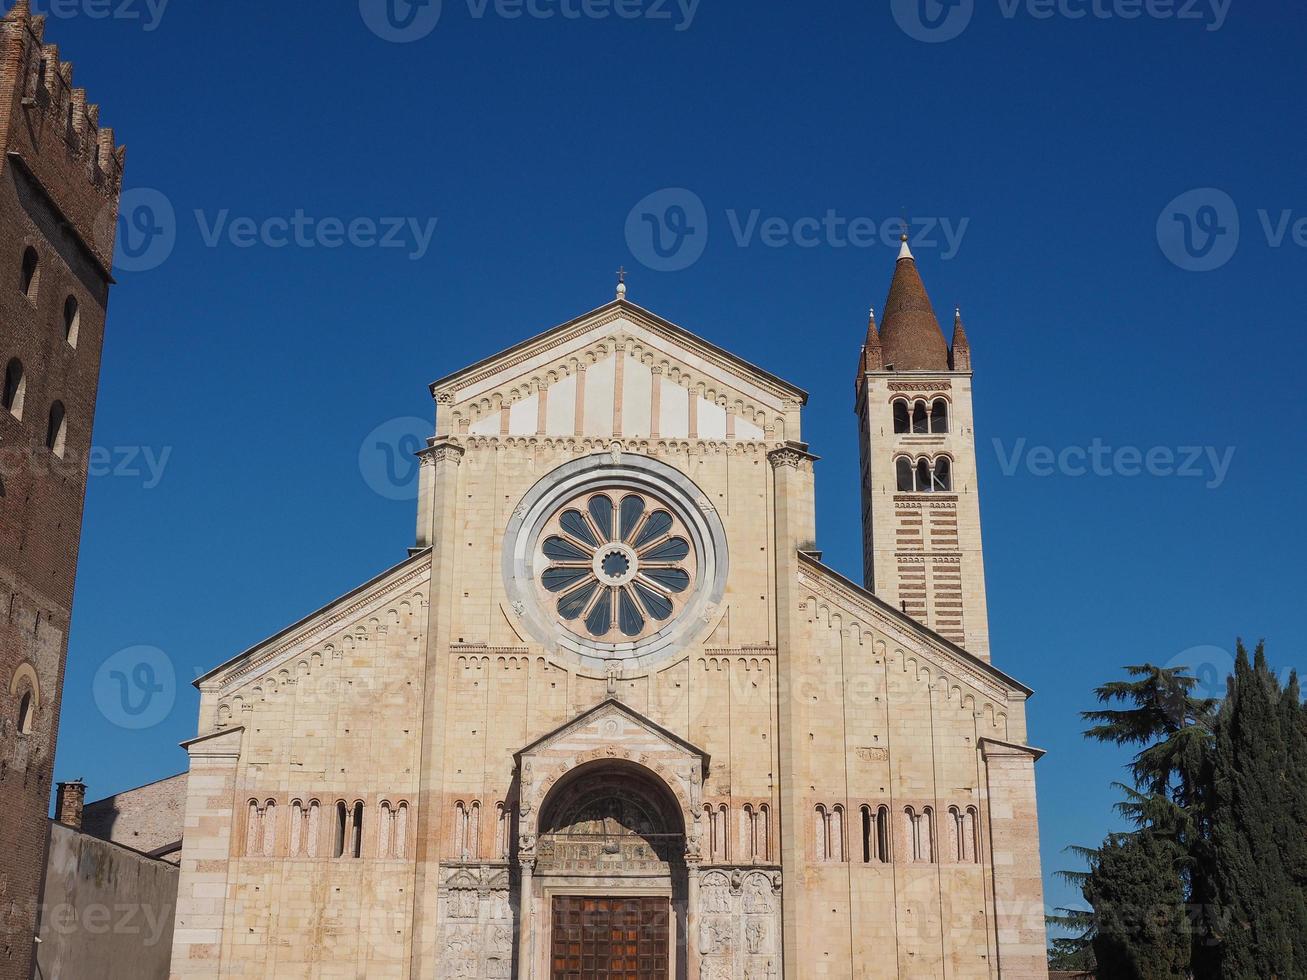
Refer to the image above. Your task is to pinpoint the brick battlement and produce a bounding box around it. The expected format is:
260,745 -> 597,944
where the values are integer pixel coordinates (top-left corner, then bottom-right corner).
1,0 -> 127,268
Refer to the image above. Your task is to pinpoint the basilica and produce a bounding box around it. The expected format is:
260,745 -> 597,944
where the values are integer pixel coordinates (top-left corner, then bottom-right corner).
169,244 -> 1049,978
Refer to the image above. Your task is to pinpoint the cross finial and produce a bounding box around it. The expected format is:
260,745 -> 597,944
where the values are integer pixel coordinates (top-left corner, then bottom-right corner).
615,266 -> 628,300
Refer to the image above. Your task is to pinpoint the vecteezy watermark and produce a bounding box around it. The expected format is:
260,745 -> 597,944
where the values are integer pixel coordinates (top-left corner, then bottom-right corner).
39,901 -> 174,946
892,0 -> 1229,42
1158,189 -> 1307,272
625,188 -> 968,272
1156,188 -> 1239,272
96,188 -> 439,274
992,437 -> 1237,489
92,645 -> 176,730
359,416 -> 431,501
0,443 -> 173,489
194,210 -> 438,260
360,0 -> 698,41
100,187 -> 178,275
28,0 -> 171,31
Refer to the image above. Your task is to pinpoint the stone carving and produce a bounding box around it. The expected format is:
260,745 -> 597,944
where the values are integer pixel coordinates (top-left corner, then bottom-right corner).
856,746 -> 890,762
696,868 -> 781,975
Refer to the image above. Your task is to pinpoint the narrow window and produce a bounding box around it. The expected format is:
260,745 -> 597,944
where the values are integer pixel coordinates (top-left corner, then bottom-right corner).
36,58 -> 47,91
912,401 -> 929,434
351,802 -> 364,858
757,805 -> 770,862
46,402 -> 66,457
932,456 -> 952,492
246,800 -> 262,857
905,807 -> 918,861
455,802 -> 468,859
395,802 -> 409,859
2,359 -> 25,419
467,801 -> 479,860
717,804 -> 729,862
290,800 -> 304,857
830,805 -> 845,862
949,806 -> 963,863
334,801 -> 347,858
893,399 -> 910,433
495,802 -> 508,860
965,807 -> 979,863
307,801 -> 320,858
262,801 -> 277,857
895,457 -> 914,492
920,807 -> 935,863
916,458 -> 932,493
379,801 -> 393,859
876,806 -> 891,863
931,399 -> 949,433
815,805 -> 829,862
861,806 -> 872,864
63,296 -> 80,347
16,691 -> 33,735
20,247 -> 38,299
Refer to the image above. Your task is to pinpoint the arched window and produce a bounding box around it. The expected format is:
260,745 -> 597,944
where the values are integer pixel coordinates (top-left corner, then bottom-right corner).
896,457 -> 914,492
46,401 -> 66,457
351,802 -> 364,858
262,800 -> 277,857
379,801 -> 394,859
948,806 -> 963,863
892,399 -> 911,433
828,805 -> 846,863
860,806 -> 872,863
307,800 -> 320,858
932,456 -> 952,492
290,800 -> 304,857
906,807 -> 934,863
63,296 -> 80,347
333,801 -> 348,858
964,807 -> 979,864
931,399 -> 949,433
912,401 -> 929,434
455,801 -> 468,859
716,804 -> 729,861
395,802 -> 409,859
875,806 -> 891,863
246,800 -> 262,857
916,458 -> 931,493
16,691 -> 34,735
20,247 -> 38,300
815,805 -> 829,861
495,801 -> 509,860
2,359 -> 25,419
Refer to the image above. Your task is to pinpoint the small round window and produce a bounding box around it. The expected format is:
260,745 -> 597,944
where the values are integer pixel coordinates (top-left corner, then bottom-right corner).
537,490 -> 696,643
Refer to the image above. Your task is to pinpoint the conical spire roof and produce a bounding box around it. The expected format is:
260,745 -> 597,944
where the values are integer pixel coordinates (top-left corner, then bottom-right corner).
879,239 -> 950,372
950,307 -> 971,371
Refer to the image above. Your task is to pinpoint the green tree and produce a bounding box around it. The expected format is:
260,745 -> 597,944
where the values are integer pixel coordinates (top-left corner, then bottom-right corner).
1082,829 -> 1190,980
1198,642 -> 1307,979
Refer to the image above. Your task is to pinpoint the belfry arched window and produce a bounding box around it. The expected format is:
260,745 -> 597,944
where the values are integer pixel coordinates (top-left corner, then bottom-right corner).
931,399 -> 949,433
912,402 -> 929,434
895,455 -> 954,494
893,399 -> 911,433
932,456 -> 952,491
896,457 -> 914,492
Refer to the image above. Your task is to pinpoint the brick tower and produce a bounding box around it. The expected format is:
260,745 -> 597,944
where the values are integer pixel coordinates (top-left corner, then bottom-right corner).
0,3 -> 124,976
855,237 -> 991,660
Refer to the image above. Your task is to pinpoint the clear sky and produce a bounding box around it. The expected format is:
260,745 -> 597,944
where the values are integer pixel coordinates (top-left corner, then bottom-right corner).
38,0 -> 1306,923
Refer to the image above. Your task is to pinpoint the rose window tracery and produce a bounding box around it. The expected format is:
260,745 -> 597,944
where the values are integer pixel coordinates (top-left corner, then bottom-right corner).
538,491 -> 695,642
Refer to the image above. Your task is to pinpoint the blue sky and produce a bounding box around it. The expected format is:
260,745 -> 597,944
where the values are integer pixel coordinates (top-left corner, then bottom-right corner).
37,0 -> 1306,922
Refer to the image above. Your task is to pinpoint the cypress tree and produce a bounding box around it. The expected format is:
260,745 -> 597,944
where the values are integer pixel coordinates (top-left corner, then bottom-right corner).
1200,642 -> 1306,978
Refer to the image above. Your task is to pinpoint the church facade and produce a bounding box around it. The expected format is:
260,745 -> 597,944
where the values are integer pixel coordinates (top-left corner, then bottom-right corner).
169,248 -> 1048,979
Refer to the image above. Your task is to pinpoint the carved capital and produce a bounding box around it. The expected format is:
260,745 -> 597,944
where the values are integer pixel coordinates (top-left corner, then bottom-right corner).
420,440 -> 466,467
767,442 -> 817,471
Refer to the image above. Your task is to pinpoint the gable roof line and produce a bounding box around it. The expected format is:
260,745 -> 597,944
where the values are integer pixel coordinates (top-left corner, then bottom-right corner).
429,298 -> 808,404
193,548 -> 432,688
512,697 -> 711,773
797,552 -> 1034,698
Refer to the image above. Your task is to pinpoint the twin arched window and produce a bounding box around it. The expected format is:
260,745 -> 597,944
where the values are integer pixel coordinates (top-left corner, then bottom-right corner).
893,397 -> 949,434
905,806 -> 935,863
815,804 -> 846,862
860,805 -> 891,863
896,455 -> 953,493
948,806 -> 980,864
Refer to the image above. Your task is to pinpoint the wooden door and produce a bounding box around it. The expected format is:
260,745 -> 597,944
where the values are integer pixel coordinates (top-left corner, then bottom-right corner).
550,896 -> 671,979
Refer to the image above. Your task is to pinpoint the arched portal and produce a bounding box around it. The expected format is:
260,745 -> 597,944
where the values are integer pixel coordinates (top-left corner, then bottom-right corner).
533,760 -> 688,979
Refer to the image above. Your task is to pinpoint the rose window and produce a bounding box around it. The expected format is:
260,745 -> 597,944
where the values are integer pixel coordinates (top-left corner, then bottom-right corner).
538,491 -> 695,642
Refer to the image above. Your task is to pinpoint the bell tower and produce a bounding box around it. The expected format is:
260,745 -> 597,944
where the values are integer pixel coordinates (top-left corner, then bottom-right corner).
854,238 -> 991,660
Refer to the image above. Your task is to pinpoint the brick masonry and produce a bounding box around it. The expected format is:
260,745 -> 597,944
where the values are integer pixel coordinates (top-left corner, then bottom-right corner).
0,4 -> 123,978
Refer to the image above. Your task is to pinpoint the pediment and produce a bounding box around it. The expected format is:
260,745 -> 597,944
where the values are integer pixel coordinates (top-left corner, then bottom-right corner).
515,698 -> 709,773
432,299 -> 806,444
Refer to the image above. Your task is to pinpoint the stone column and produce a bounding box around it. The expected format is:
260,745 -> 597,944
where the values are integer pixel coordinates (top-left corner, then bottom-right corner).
169,726 -> 244,978
767,442 -> 819,979
980,738 -> 1049,980
686,856 -> 702,980
517,854 -> 535,979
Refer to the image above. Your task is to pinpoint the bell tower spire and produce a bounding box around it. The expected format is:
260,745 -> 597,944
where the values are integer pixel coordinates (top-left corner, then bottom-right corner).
853,252 -> 991,659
